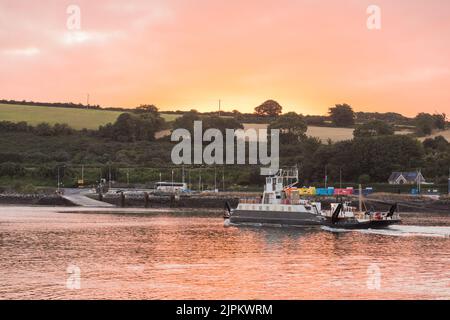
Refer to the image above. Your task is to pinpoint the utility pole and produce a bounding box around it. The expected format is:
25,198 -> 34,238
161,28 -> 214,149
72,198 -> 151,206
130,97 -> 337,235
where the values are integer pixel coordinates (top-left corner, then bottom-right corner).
57,166 -> 60,192
198,167 -> 202,191
218,99 -> 221,117
182,165 -> 185,184
86,93 -> 90,107
188,168 -> 191,190
417,168 -> 421,194
108,164 -> 112,189
324,165 -> 328,189
448,167 -> 450,195
81,165 -> 84,183
126,168 -> 130,186
214,166 -> 217,192
57,165 -> 65,193
222,166 -> 225,192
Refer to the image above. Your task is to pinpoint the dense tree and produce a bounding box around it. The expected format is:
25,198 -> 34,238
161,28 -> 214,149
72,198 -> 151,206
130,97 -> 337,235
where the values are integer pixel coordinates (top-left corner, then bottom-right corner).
304,115 -> 327,126
0,162 -> 25,177
0,152 -> 24,163
353,120 -> 395,138
423,136 -> 449,152
350,135 -> 424,181
52,123 -> 74,135
329,104 -> 355,127
172,110 -> 201,133
269,112 -> 307,143
98,112 -> 165,142
202,116 -> 243,133
135,104 -> 159,115
358,174 -> 371,184
31,122 -> 74,136
254,100 -> 283,117
355,112 -> 411,124
432,113 -> 446,130
172,111 -> 242,135
306,135 -> 424,182
414,113 -> 435,135
34,123 -> 53,136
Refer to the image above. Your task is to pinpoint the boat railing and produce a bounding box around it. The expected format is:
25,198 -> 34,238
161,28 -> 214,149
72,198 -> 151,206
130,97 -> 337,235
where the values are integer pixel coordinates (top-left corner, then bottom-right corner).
239,198 -> 262,204
281,199 -> 305,205
238,198 -> 307,205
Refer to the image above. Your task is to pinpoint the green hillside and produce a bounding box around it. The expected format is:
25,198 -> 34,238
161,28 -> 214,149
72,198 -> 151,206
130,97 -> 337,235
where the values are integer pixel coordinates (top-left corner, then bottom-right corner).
0,103 -> 179,130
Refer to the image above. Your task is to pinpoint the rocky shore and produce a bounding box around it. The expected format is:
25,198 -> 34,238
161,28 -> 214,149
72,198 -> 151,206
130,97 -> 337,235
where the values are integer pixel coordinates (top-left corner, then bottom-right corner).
0,193 -> 74,206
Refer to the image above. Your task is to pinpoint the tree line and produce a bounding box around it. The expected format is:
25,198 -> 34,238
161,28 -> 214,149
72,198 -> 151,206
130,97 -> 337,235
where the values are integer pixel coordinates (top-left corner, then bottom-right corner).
0,100 -> 449,188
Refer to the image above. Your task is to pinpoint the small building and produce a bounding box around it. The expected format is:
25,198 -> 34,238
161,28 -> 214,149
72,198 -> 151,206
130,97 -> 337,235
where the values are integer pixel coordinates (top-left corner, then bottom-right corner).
388,172 -> 426,185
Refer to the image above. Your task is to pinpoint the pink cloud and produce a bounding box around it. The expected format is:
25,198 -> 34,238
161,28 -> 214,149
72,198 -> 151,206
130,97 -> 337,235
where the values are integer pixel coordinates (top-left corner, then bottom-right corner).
0,0 -> 449,116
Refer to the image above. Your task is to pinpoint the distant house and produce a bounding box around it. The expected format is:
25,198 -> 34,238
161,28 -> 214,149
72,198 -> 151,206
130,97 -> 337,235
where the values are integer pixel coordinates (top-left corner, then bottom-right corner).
388,172 -> 426,185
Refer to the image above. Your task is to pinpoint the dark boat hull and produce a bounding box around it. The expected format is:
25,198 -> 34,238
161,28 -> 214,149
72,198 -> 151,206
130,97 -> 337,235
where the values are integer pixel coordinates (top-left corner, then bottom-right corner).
322,218 -> 401,229
229,209 -> 324,227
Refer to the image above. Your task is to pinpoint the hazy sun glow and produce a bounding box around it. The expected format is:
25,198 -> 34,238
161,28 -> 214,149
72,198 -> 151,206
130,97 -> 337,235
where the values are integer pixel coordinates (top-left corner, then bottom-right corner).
1,0 -> 449,116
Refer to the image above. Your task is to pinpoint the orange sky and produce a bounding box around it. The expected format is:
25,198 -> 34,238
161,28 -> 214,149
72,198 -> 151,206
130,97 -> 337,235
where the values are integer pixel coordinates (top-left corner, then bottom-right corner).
1,0 -> 449,116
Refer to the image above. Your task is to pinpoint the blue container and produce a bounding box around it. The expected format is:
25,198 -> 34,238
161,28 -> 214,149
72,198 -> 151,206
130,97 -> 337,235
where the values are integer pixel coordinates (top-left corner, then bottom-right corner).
359,187 -> 374,195
316,187 -> 334,196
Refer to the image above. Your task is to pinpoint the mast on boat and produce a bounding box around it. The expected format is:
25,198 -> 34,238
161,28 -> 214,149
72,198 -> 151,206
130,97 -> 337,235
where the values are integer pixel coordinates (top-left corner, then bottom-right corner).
359,184 -> 362,212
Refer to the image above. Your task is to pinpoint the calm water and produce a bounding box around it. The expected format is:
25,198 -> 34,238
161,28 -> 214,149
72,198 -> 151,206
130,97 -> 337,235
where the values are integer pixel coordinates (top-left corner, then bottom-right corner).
0,206 -> 449,300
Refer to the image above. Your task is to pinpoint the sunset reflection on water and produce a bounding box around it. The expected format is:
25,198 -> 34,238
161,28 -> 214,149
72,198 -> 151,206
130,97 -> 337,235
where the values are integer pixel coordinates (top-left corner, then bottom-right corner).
0,207 -> 449,299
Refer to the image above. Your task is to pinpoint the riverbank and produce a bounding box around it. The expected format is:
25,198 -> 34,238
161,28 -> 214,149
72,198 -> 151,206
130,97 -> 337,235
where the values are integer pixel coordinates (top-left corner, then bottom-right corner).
0,191 -> 448,214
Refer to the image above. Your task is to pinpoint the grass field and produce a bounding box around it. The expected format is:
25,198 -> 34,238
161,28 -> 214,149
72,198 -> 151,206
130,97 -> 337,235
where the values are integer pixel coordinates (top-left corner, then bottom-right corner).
419,129 -> 450,142
243,123 -> 355,142
242,123 -> 416,142
3,103 -> 441,142
0,103 -> 179,129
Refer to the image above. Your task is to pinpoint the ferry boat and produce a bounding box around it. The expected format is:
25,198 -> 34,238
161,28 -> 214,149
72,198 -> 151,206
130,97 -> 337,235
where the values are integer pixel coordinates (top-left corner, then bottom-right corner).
224,168 -> 325,227
224,169 -> 401,230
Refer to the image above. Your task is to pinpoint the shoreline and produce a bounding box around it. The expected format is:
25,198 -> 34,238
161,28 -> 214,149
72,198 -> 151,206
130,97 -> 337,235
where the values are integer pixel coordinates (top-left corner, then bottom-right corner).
0,192 -> 448,214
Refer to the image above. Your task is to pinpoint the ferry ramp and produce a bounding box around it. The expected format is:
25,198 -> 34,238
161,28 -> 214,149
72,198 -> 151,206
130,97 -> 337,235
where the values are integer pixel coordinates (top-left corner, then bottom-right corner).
62,189 -> 115,207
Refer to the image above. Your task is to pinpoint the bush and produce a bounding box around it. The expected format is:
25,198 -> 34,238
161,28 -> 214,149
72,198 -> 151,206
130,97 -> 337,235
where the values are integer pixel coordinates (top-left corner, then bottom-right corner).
353,120 -> 395,137
358,174 -> 371,184
0,121 -> 31,132
0,152 -> 24,163
0,162 -> 25,177
34,123 -> 53,136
